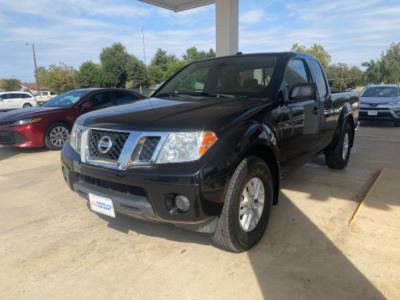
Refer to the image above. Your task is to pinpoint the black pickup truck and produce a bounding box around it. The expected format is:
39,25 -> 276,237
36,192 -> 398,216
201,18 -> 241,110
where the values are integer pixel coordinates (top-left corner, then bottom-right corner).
61,52 -> 359,252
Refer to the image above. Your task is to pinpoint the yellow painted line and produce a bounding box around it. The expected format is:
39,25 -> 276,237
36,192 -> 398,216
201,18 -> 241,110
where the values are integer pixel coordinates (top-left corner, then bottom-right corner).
349,169 -> 384,225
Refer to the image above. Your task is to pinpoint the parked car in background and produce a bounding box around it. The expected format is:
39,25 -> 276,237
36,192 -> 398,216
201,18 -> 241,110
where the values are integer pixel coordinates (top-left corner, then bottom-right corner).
34,91 -> 56,105
0,92 -> 37,111
0,88 -> 145,149
62,52 -> 359,252
359,84 -> 400,126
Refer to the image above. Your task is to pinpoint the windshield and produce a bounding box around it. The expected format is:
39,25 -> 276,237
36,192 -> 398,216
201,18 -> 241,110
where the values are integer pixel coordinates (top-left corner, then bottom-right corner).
43,90 -> 89,107
155,55 -> 277,99
361,86 -> 399,97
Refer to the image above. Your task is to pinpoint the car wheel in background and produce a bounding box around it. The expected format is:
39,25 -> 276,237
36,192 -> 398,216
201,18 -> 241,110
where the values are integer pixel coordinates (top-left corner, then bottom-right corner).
325,121 -> 353,169
212,156 -> 273,252
23,103 -> 32,108
45,123 -> 70,150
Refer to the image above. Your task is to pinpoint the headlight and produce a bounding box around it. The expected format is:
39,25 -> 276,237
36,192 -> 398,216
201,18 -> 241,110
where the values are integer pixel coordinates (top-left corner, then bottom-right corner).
388,101 -> 400,108
12,118 -> 42,126
156,131 -> 218,164
69,123 -> 82,153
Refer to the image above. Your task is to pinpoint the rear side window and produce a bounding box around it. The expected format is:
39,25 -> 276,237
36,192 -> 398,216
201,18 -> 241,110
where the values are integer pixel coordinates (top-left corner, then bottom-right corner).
284,59 -> 310,91
113,91 -> 139,105
308,59 -> 328,98
89,92 -> 114,107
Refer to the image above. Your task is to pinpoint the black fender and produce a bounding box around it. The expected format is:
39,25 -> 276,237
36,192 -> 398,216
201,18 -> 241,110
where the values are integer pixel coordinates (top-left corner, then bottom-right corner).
227,122 -> 281,205
326,103 -> 356,150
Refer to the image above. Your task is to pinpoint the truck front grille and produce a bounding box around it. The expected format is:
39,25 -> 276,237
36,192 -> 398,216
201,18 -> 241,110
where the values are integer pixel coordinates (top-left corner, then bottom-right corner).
136,136 -> 161,162
88,130 -> 129,162
83,128 -> 167,169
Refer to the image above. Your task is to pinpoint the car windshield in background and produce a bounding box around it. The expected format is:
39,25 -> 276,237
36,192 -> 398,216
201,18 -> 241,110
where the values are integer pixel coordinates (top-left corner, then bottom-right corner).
43,90 -> 89,107
155,55 -> 277,99
361,87 -> 399,97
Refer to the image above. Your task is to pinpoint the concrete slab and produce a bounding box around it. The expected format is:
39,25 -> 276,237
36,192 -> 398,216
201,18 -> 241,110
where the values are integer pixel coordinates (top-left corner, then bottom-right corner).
0,125 -> 399,299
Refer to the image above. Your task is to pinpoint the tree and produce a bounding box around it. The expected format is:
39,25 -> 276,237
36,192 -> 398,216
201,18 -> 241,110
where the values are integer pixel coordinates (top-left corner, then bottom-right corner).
45,64 -> 79,94
327,64 -> 364,90
362,43 -> 400,84
37,67 -> 49,88
291,43 -> 331,70
100,43 -> 130,87
126,55 -> 147,88
147,65 -> 165,85
183,47 -> 216,62
78,61 -> 105,88
0,78 -> 21,91
380,42 -> 400,83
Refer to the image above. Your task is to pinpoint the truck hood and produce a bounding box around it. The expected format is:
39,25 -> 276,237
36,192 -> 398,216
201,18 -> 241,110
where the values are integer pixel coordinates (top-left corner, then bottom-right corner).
360,96 -> 400,105
79,97 -> 274,133
0,106 -> 68,124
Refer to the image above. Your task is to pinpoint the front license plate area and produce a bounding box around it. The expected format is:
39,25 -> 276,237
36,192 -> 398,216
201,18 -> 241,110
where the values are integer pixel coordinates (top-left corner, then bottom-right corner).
89,193 -> 116,218
368,110 -> 378,116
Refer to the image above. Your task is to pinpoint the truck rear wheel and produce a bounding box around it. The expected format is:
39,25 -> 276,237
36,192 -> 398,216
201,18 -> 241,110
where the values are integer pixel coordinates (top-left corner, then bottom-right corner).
212,156 -> 273,252
325,121 -> 353,169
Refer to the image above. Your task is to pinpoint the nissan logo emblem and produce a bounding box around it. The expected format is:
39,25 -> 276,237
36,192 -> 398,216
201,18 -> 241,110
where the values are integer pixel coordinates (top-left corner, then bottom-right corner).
98,136 -> 113,154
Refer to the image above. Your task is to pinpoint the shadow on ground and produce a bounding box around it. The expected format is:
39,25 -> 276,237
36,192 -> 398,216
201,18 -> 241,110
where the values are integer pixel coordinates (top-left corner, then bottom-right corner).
0,147 -> 47,161
247,194 -> 385,299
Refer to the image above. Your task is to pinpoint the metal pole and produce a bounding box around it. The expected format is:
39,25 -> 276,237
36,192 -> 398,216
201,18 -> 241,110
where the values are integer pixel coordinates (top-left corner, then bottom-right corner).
141,26 -> 146,65
31,44 -> 40,92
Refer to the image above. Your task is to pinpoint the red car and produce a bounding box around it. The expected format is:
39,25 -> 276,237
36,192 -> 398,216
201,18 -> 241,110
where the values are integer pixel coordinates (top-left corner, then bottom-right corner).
0,88 -> 145,150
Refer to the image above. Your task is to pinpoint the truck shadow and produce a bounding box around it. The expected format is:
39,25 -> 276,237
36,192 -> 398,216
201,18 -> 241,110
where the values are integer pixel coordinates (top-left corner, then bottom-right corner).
100,192 -> 385,298
98,213 -> 211,246
247,193 -> 385,299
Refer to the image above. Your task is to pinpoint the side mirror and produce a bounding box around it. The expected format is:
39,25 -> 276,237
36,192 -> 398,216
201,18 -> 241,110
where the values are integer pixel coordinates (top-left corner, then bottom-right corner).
81,101 -> 93,111
289,83 -> 316,101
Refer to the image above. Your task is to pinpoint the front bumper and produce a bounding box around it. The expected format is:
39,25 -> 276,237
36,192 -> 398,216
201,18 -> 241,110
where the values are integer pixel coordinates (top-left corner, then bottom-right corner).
0,124 -> 44,147
359,107 -> 400,121
61,143 -> 227,232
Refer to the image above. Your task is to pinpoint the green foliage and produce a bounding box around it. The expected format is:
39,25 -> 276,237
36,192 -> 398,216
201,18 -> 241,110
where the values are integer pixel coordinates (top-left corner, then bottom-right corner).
78,61 -> 105,88
147,65 -> 165,85
183,47 -> 216,62
126,55 -> 148,88
327,63 -> 364,90
291,43 -> 331,70
100,43 -> 130,88
38,64 -> 78,94
0,78 -> 21,91
363,43 -> 400,84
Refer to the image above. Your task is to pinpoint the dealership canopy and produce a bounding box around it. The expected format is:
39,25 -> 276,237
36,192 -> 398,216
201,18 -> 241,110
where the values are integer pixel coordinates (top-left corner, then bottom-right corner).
140,0 -> 239,56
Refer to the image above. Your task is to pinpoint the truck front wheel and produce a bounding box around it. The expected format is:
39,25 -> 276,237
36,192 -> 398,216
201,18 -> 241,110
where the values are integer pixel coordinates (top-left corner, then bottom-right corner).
325,121 -> 353,169
212,156 -> 273,252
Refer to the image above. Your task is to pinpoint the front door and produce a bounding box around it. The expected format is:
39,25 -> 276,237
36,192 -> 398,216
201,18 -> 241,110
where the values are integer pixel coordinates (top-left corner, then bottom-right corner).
278,58 -> 321,165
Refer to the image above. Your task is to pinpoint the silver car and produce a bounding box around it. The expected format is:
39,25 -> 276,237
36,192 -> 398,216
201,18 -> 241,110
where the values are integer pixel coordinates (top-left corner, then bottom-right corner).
359,84 -> 400,126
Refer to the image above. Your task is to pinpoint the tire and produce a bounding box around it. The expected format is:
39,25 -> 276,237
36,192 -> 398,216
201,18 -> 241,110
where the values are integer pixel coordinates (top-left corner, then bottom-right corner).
23,103 -> 32,108
44,123 -> 70,150
212,156 -> 274,252
325,121 -> 353,169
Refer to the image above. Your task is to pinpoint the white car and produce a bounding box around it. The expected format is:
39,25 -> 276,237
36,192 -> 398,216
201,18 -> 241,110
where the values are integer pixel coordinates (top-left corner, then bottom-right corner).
0,92 -> 38,111
34,91 -> 55,104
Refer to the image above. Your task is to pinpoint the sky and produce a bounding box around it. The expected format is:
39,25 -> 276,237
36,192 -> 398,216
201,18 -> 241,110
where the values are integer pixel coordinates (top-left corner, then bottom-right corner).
0,0 -> 399,82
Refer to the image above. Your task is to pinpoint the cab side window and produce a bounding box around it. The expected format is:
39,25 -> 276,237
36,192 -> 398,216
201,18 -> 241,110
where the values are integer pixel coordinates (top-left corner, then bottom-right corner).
89,92 -> 114,107
113,91 -> 139,105
284,59 -> 310,92
308,59 -> 328,98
